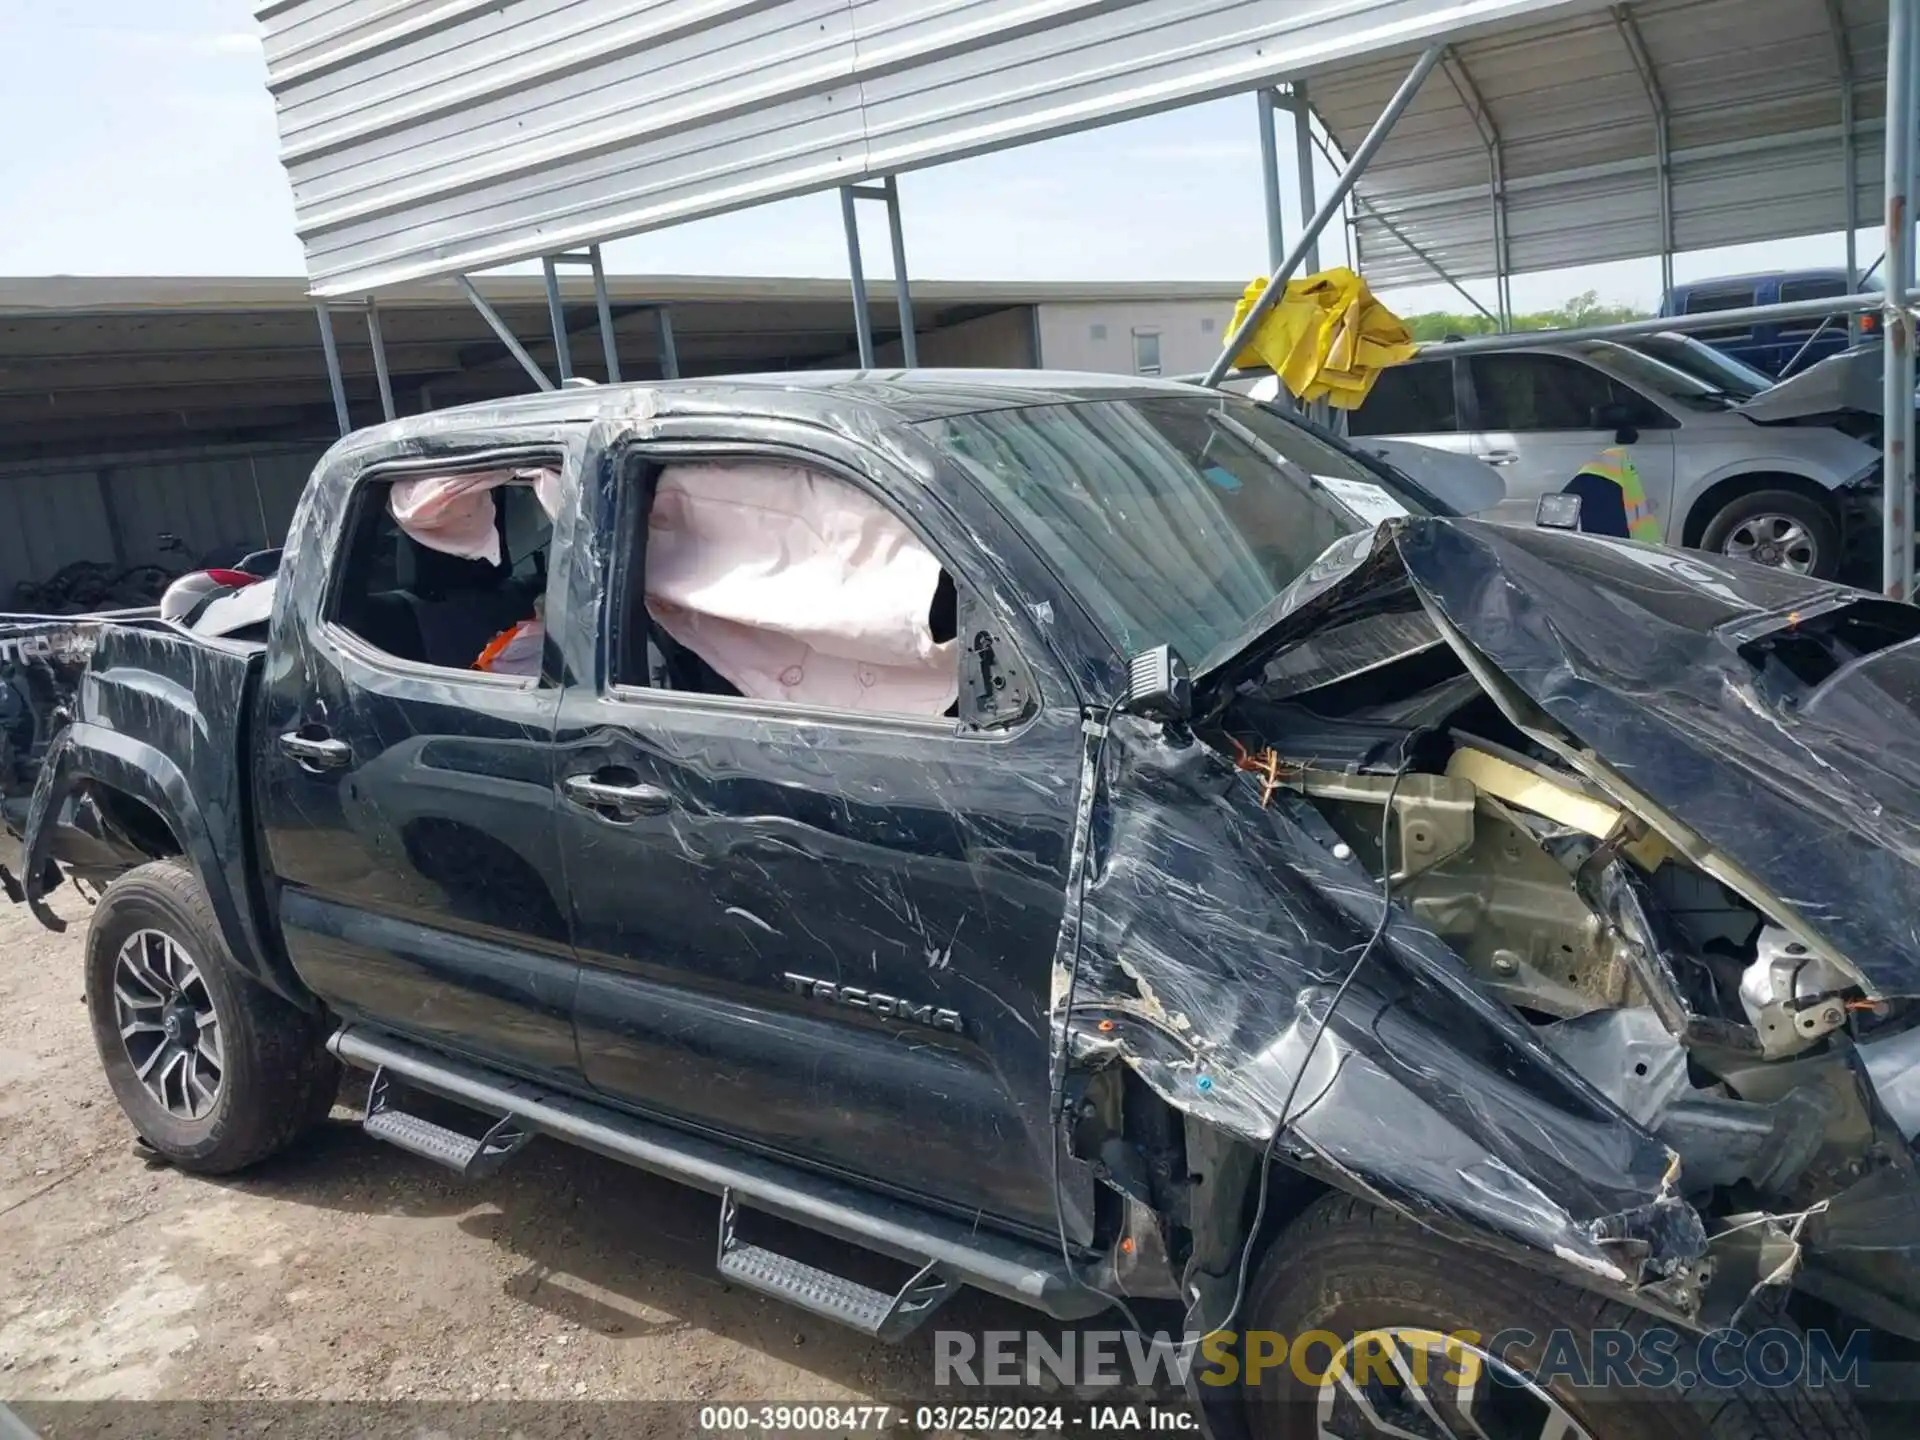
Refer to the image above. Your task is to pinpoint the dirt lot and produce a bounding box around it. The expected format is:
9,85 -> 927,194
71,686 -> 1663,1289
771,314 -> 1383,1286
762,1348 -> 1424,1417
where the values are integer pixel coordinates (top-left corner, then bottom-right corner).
0,889 -> 1134,1435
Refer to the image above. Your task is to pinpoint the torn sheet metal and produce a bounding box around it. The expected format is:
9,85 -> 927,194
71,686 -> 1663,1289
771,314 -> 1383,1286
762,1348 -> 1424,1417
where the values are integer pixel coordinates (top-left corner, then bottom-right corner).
1068,714 -> 1704,1291
1390,519 -> 1920,997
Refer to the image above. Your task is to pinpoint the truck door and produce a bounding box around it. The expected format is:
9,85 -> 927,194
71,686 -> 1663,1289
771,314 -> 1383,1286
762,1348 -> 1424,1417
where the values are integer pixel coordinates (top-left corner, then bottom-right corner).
550,438 -> 1084,1236
255,454 -> 579,1079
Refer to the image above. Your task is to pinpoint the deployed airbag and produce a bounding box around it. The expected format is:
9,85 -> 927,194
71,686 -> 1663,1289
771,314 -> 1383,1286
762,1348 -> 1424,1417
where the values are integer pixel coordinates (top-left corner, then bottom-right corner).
645,461 -> 957,715
389,467 -> 562,565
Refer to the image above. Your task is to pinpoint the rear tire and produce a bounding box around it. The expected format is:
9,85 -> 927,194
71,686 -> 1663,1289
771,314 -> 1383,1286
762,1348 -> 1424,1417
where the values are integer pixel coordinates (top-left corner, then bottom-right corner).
1241,1193 -> 1865,1440
1697,488 -> 1840,579
85,859 -> 338,1173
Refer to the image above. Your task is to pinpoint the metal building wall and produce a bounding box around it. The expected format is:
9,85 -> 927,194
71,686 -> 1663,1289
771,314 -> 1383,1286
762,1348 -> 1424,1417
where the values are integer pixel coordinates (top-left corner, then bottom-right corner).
256,0 -> 1582,295
0,443 -> 326,605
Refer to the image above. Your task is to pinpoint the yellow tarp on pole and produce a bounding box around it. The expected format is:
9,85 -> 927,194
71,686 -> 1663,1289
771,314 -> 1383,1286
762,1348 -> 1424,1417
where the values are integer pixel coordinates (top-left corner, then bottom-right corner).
1228,267 -> 1417,409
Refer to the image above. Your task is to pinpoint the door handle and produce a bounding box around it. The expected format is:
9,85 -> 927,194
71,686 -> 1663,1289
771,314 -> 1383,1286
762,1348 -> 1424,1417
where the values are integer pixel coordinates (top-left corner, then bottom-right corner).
279,730 -> 351,771
563,773 -> 675,819
1483,450 -> 1521,467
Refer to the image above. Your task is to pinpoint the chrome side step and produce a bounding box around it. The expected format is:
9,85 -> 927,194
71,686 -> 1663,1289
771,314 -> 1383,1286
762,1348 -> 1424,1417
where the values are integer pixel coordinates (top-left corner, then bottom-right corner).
328,1025 -> 1103,1324
715,1188 -> 959,1341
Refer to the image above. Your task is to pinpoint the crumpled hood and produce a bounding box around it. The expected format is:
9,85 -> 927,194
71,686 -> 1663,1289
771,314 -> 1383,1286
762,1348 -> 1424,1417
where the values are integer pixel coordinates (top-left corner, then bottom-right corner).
1385,518 -> 1920,997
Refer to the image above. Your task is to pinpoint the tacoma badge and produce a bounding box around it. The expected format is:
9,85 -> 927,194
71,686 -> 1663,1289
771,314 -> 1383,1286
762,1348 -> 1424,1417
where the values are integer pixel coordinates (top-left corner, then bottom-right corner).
782,973 -> 964,1034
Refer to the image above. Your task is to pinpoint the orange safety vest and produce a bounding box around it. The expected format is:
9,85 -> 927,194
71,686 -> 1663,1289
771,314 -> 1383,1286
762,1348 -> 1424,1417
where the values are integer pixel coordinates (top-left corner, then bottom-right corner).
1573,446 -> 1663,543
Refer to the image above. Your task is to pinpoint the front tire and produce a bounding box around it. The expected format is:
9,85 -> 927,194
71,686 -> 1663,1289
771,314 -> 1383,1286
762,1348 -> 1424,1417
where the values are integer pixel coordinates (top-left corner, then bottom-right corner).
85,859 -> 338,1173
1697,489 -> 1840,578
1241,1194 -> 1864,1440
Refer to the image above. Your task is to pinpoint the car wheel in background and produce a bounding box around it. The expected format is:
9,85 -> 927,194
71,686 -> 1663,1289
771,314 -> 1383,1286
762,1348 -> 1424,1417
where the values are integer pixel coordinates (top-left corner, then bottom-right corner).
1698,489 -> 1840,578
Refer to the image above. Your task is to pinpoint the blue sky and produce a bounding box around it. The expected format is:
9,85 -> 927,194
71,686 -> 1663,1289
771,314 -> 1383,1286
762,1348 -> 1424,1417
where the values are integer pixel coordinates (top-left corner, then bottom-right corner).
0,0 -> 1864,313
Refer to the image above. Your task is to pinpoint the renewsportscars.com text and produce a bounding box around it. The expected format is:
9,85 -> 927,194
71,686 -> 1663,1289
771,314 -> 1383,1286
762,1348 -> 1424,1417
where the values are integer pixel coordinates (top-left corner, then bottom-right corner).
933,1326 -> 1872,1393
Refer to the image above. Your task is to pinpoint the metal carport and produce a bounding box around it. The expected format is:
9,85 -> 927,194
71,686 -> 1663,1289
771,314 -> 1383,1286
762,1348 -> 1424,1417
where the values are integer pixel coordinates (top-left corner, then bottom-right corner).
251,0 -> 1920,594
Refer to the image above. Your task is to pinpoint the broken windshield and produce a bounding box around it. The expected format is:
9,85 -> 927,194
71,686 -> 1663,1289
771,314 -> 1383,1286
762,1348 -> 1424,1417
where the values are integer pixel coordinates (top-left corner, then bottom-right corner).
923,393 -> 1432,662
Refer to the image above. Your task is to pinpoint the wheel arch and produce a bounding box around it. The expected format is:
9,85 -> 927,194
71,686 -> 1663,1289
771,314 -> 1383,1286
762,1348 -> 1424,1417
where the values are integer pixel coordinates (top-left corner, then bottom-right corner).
1679,469 -> 1841,550
25,722 -> 313,1010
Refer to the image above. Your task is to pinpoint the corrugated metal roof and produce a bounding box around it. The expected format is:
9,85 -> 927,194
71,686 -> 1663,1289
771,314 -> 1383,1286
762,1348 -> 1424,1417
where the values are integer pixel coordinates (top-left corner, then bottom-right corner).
1320,0 -> 1892,286
256,0 -> 1587,295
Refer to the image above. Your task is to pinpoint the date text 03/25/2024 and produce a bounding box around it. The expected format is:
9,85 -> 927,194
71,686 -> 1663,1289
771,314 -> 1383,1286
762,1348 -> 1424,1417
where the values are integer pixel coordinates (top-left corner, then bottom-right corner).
696,1405 -> 1196,1431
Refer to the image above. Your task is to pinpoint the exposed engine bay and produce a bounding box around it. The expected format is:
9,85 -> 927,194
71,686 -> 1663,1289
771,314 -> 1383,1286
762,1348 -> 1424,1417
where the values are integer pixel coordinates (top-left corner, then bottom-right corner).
1195,574 -> 1920,1313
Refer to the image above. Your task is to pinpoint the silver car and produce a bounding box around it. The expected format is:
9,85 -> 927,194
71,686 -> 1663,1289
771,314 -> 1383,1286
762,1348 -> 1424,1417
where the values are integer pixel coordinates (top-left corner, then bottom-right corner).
1348,336 -> 1881,577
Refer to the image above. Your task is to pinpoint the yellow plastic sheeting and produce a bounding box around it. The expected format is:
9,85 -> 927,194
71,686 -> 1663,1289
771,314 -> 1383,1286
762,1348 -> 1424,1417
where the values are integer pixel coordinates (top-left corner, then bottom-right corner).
1227,267 -> 1417,409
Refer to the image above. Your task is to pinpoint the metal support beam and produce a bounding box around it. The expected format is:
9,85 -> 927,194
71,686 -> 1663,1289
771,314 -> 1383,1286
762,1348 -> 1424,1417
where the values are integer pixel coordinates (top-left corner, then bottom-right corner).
364,300 -> 397,422
882,176 -> 919,367
1206,44 -> 1444,387
1885,0 -> 1917,601
655,305 -> 680,380
541,256 -> 575,382
1613,5 -> 1673,296
840,185 -> 876,368
1257,89 -> 1286,269
1826,0 -> 1861,340
1781,250 -> 1884,376
1411,292 -> 1885,358
589,247 -> 622,383
314,303 -> 351,436
1308,128 -> 1496,327
455,276 -> 555,391
840,179 -> 918,368
1288,81 -> 1320,275
1441,47 -> 1509,328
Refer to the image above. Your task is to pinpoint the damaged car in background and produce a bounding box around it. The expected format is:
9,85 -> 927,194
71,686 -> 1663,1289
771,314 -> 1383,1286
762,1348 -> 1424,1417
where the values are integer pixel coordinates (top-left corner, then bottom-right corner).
2,372 -> 1915,1438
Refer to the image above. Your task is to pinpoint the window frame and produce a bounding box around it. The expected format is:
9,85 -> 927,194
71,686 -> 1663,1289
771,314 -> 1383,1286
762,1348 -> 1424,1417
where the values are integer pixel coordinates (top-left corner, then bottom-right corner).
597,438 -> 1044,740
320,445 -> 567,690
1132,328 -> 1163,377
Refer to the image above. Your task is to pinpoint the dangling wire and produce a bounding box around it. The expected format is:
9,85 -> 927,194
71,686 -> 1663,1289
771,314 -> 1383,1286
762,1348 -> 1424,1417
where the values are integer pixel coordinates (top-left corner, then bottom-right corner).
1203,741 -> 1412,1343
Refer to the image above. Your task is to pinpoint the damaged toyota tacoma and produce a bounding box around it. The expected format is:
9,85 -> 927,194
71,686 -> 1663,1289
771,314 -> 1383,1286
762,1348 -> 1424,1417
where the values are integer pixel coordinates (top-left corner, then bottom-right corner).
3,372 -> 1913,1437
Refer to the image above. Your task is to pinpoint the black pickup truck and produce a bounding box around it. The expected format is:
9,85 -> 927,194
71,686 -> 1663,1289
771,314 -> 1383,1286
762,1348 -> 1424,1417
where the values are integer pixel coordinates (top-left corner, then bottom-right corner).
9,371 -> 1920,1438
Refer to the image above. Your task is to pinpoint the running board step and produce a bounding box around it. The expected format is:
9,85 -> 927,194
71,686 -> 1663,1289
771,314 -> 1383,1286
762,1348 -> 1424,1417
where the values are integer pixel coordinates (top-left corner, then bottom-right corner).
716,1188 -> 958,1341
362,1067 -> 530,1178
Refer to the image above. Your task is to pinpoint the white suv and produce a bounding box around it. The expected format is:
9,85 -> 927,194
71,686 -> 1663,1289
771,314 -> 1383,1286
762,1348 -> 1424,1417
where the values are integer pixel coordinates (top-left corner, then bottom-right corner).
1348,337 -> 1881,577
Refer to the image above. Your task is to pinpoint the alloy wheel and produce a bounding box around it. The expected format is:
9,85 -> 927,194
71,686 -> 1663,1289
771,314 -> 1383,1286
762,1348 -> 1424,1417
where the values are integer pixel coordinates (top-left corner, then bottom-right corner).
1312,1327 -> 1594,1440
112,928 -> 224,1120
1722,513 -> 1818,573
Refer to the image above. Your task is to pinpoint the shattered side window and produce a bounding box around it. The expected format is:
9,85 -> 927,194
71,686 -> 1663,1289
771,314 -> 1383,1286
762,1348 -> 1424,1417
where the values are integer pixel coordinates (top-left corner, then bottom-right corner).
615,459 -> 965,720
923,394 -> 1411,663
329,469 -> 556,678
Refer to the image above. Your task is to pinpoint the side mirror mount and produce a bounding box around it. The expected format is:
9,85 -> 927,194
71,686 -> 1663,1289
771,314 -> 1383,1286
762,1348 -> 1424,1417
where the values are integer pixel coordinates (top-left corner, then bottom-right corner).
1536,493 -> 1583,531
1124,644 -> 1192,722
1592,402 -> 1640,445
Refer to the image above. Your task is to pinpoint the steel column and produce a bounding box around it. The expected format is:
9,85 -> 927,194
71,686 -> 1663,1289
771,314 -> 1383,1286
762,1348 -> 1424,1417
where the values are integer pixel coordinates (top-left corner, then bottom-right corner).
882,176 -> 919,367
1886,0 -> 1918,601
589,247 -> 622,383
1613,6 -> 1673,297
655,306 -> 680,380
314,303 -> 351,436
1206,45 -> 1444,387
456,276 -> 555,391
1289,81 -> 1321,275
1442,47 -> 1509,328
541,257 -> 575,382
1257,89 -> 1286,269
364,300 -> 396,422
841,186 -> 876,369
1827,0 -> 1860,339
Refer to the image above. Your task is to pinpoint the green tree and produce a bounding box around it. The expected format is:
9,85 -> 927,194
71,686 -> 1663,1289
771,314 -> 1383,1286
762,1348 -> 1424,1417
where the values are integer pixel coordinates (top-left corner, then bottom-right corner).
1401,290 -> 1650,342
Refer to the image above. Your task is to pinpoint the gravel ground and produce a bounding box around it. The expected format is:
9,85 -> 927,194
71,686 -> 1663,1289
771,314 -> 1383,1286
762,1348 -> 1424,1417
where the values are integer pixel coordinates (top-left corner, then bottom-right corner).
0,888 -> 1156,1437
